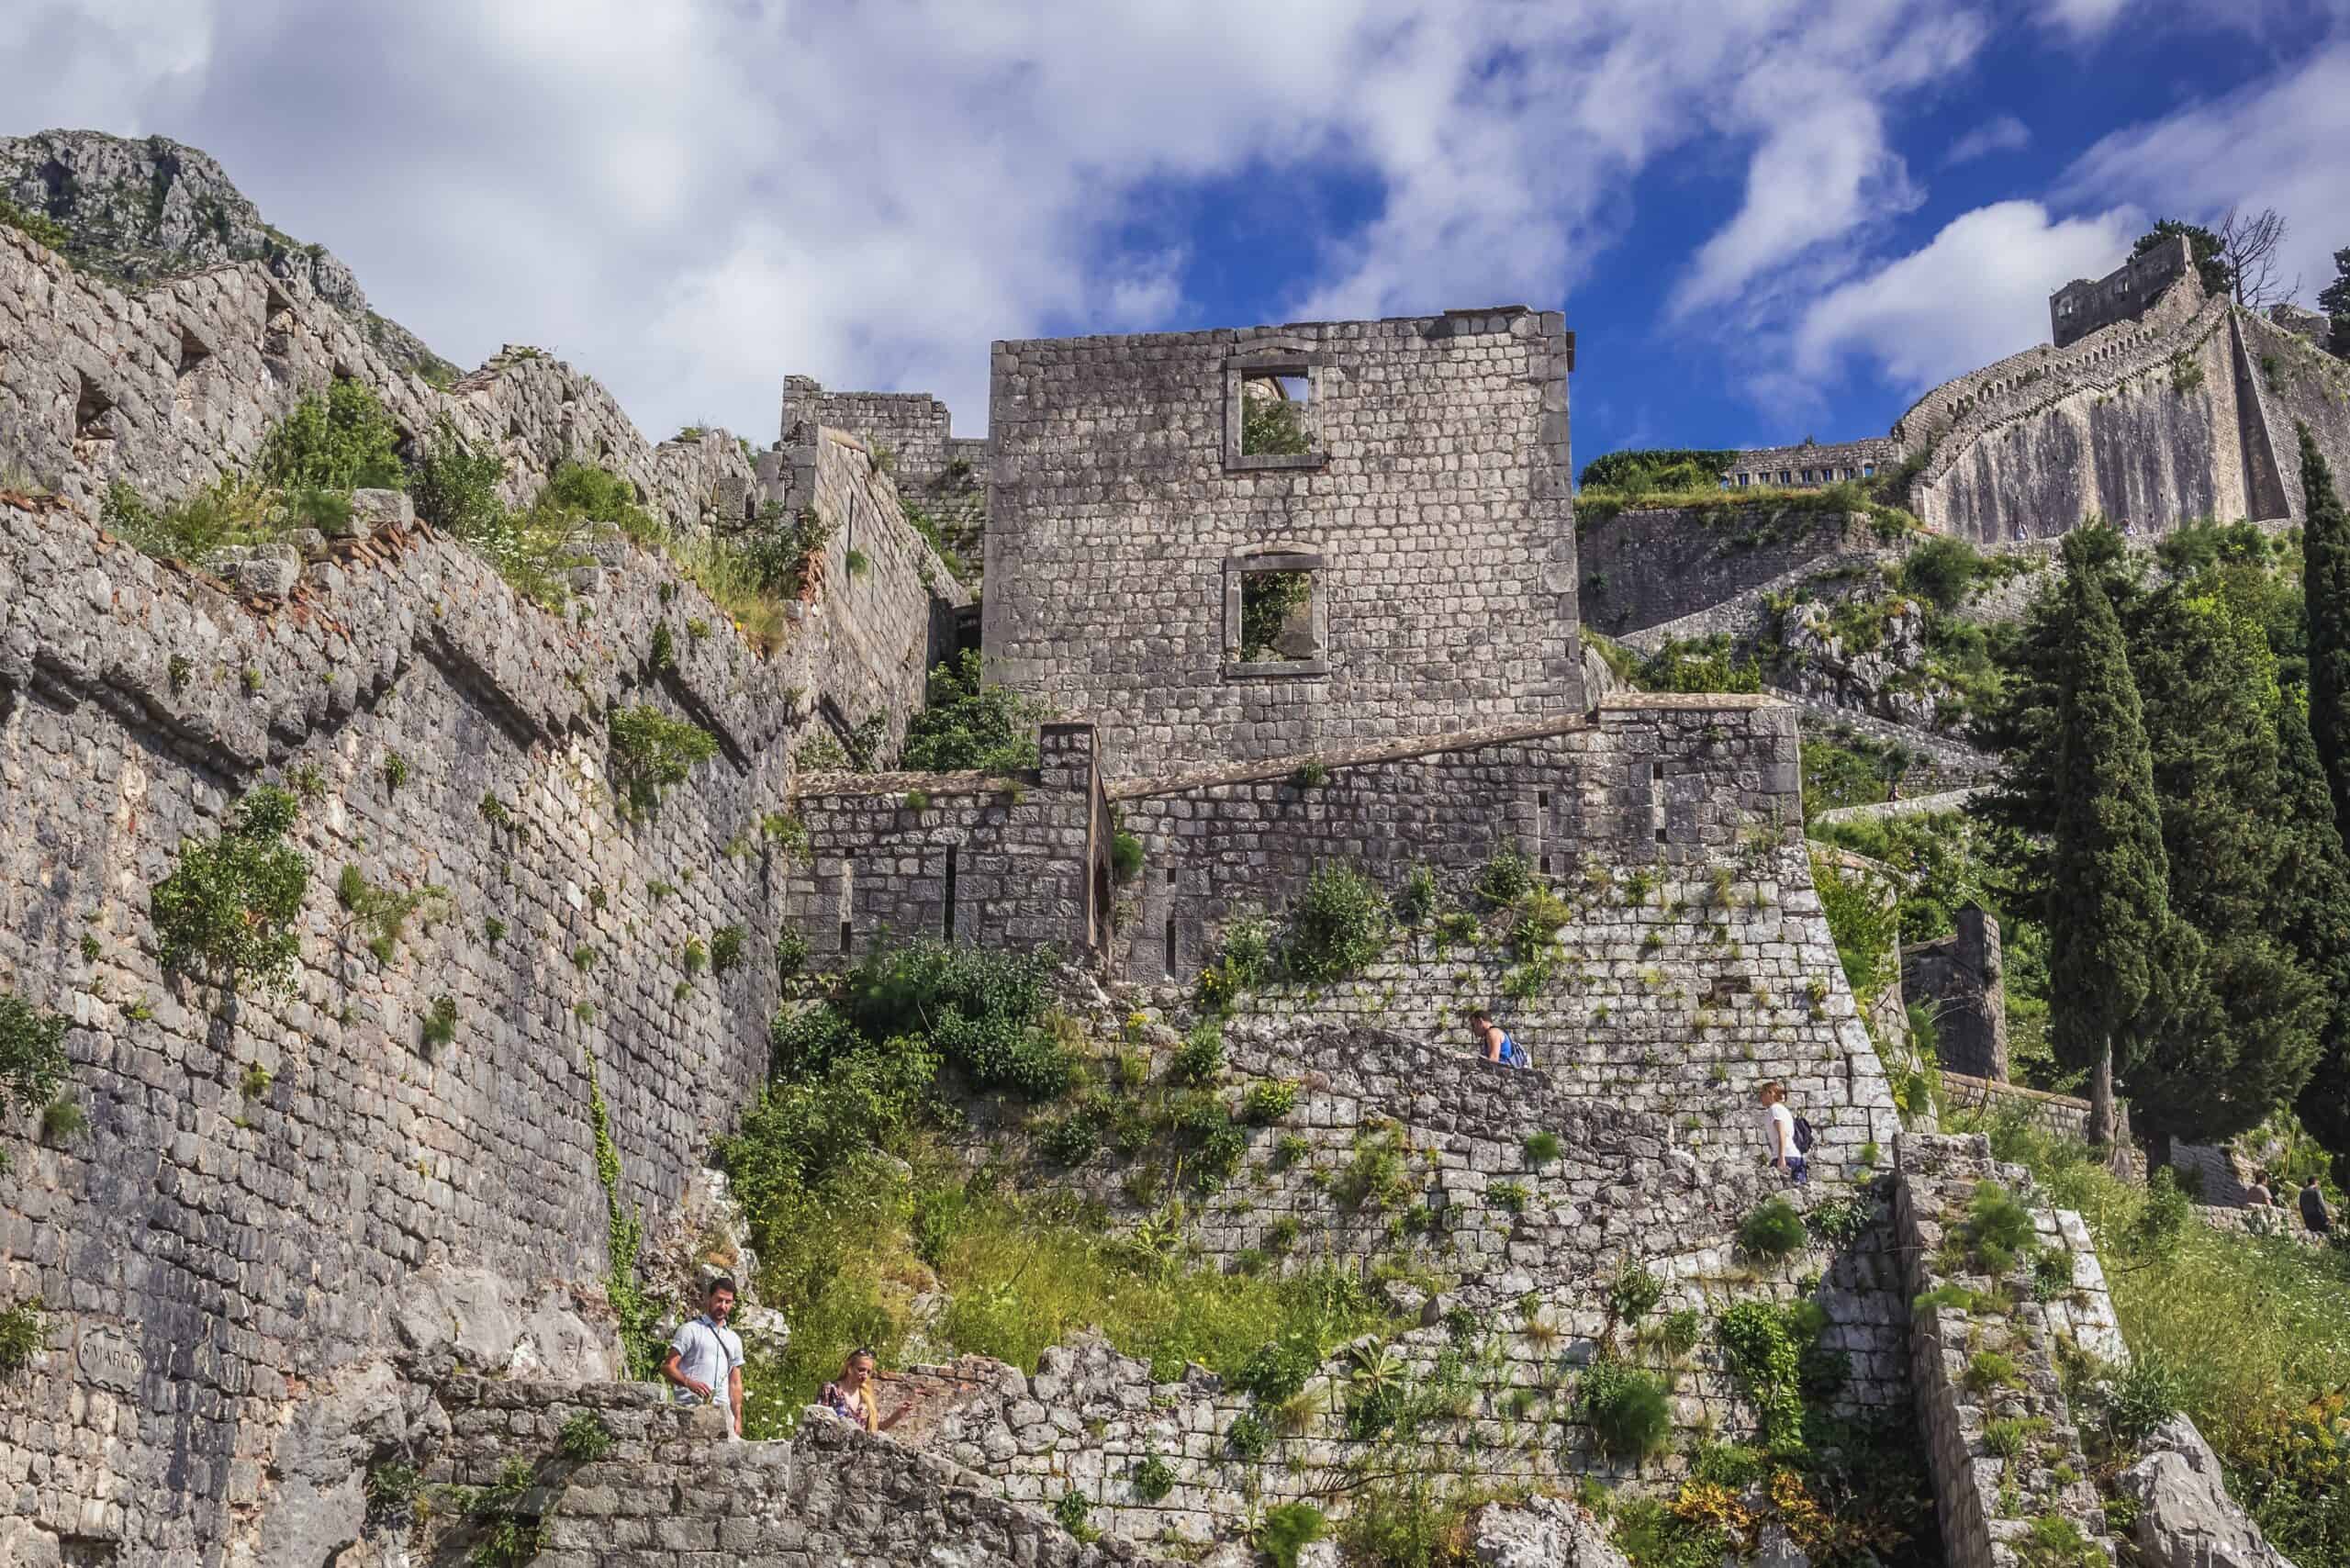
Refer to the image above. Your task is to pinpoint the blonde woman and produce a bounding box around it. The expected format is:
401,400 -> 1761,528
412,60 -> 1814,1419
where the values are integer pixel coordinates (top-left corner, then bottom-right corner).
819,1348 -> 908,1433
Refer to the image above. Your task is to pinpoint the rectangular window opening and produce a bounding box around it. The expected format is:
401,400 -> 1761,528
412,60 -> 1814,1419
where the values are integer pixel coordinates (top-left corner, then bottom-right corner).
1537,790 -> 1550,809
1655,825 -> 1669,844
1164,916 -> 1178,977
1239,371 -> 1313,456
839,919 -> 853,953
942,846 -> 958,940
1539,855 -> 1552,875
1651,762 -> 1665,781
1237,567 -> 1320,664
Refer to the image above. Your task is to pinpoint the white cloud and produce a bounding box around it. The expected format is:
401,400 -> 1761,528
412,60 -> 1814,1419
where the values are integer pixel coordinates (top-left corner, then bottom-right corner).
1792,200 -> 2139,389
2058,42 -> 2350,308
2039,0 -> 2132,37
0,0 -> 2046,438
1943,113 -> 2031,166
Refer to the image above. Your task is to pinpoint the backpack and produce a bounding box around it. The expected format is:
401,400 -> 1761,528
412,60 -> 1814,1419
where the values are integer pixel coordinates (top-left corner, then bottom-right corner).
1497,1032 -> 1531,1070
1791,1114 -> 1816,1155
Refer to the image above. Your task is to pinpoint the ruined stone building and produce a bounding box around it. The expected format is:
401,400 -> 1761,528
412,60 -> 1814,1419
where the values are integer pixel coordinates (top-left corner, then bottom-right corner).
0,185 -> 2217,1568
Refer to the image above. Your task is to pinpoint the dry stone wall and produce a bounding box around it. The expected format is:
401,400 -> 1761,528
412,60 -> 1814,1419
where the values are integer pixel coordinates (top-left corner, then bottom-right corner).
982,308 -> 1582,779
0,227 -> 759,535
0,442 -> 946,1563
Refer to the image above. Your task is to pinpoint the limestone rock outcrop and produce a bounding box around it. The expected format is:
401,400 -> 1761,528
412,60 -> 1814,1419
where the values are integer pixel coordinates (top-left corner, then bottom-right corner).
1466,1496 -> 1631,1568
2121,1416 -> 2299,1568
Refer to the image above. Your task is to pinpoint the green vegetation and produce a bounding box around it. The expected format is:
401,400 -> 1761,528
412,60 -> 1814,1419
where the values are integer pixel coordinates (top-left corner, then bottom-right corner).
1253,1501 -> 1329,1568
897,651 -> 1046,773
607,706 -> 720,818
1738,1197 -> 1808,1261
256,376 -> 405,491
1637,634 -> 1761,694
1960,1103 -> 2350,1562
1241,390 -> 1311,456
1282,863 -> 1391,982
0,1297 -> 44,1374
1582,1360 -> 1673,1460
1578,449 -> 1740,493
1238,569 -> 1314,660
0,194 -> 70,251
583,1046 -> 666,1380
1716,1299 -> 1806,1450
555,1411 -> 613,1462
151,786 -> 309,992
335,863 -> 450,966
0,991 -> 72,1172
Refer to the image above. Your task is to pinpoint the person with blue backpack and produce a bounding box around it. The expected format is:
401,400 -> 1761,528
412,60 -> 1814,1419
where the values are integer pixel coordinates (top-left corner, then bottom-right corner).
1758,1081 -> 1813,1185
1469,1010 -> 1532,1070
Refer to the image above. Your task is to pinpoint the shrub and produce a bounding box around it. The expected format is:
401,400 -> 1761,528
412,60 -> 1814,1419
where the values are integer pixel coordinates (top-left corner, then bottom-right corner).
1582,1360 -> 1673,1460
420,997 -> 458,1051
607,706 -> 720,817
151,787 -> 309,992
710,924 -> 746,975
256,376 -> 405,491
1805,1193 -> 1875,1248
2015,1513 -> 2103,1568
1130,1450 -> 1175,1502
845,939 -> 1071,1099
1964,1182 -> 2038,1275
1111,829 -> 1146,884
39,1097 -> 84,1141
1051,1489 -> 1096,1541
776,927 -> 811,980
1241,1080 -> 1299,1126
1382,860 -> 1438,931
1036,1111 -> 1101,1167
363,1459 -> 420,1523
683,936 -> 710,977
1282,862 -> 1390,982
1225,1407 -> 1273,1460
1899,533 -> 1982,610
1609,1259 -> 1665,1326
1172,1021 -> 1225,1086
1254,1501 -> 1328,1568
1236,1333 -> 1323,1405
0,1298 -> 42,1374
1984,1416 -> 2049,1460
2105,1350 -> 2184,1443
898,651 -> 1046,773
1964,1350 -> 2020,1394
1717,1299 -> 1805,1450
1474,843 -> 1534,906
1242,394 -> 1311,457
1738,1197 -> 1808,1261
408,417 -> 506,538
556,1410 -> 614,1461
1490,1181 -> 1528,1215
336,863 -> 451,966
1525,1130 -> 1564,1168
0,991 -> 72,1159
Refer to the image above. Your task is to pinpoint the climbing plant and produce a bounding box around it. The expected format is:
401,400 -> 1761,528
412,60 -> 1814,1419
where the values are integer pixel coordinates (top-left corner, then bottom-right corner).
583,1048 -> 667,1378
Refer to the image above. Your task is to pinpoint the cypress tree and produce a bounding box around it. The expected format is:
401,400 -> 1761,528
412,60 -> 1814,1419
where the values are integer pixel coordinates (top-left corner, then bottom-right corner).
2121,586 -> 2323,1148
2045,533 -> 2172,1148
2301,423 -> 2350,833
2279,688 -> 2350,1157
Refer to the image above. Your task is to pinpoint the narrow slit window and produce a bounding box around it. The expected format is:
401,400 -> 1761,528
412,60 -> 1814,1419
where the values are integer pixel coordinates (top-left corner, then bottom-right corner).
1163,916 -> 1178,977
942,846 -> 958,940
1239,372 -> 1312,456
839,918 -> 853,953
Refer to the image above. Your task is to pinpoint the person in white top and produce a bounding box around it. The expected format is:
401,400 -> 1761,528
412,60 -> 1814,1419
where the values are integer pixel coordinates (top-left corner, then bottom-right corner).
661,1277 -> 746,1439
1757,1081 -> 1808,1186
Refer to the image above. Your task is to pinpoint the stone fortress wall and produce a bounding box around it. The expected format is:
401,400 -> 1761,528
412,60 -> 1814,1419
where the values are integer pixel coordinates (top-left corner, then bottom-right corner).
2050,234 -> 2195,349
0,224 -> 970,1564
1721,437 -> 1899,489
1575,505 -> 1887,638
982,308 -> 1583,779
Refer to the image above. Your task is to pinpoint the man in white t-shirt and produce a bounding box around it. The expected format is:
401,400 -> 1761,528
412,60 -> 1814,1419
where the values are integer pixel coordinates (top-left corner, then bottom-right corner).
1757,1081 -> 1808,1186
661,1277 -> 746,1439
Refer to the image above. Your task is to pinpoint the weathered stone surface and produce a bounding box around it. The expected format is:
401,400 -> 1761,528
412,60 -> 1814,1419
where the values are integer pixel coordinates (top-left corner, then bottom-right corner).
2121,1417 -> 2298,1568
1467,1495 -> 1629,1568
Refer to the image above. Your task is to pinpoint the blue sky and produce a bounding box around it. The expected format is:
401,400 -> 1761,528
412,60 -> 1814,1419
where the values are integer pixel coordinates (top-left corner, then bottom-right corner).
7,0 -> 2348,465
